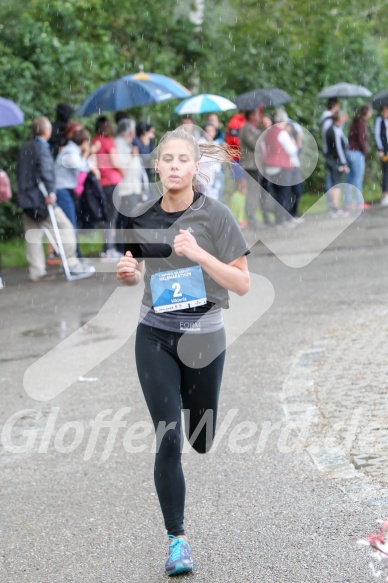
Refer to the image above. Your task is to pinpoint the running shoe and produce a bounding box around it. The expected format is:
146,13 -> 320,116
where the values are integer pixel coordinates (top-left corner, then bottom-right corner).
46,253 -> 61,266
165,535 -> 193,577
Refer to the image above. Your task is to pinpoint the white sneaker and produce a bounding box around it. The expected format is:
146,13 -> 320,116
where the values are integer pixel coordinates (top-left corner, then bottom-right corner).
330,209 -> 349,218
381,196 -> 388,207
69,260 -> 95,276
101,248 -> 122,261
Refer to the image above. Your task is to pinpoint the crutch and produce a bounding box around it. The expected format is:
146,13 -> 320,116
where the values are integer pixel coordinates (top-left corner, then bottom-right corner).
38,182 -> 94,281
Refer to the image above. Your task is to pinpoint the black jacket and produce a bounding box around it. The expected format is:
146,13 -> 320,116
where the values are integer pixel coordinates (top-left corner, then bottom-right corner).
16,138 -> 55,212
325,125 -> 348,166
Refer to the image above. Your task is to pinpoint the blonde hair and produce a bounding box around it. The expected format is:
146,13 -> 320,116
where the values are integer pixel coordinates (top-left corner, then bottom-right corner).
157,127 -> 238,186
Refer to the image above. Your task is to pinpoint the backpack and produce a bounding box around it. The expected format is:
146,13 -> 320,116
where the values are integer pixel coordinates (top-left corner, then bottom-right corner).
226,114 -> 246,160
77,172 -> 107,229
0,169 -> 12,202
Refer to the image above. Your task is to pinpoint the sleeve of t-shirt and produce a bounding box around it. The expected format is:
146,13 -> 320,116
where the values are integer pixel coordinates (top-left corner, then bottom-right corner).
124,216 -> 144,261
212,203 -> 251,265
374,118 -> 384,151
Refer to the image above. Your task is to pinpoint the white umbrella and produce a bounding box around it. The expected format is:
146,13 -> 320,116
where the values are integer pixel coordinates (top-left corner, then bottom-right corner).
318,83 -> 372,99
174,94 -> 236,115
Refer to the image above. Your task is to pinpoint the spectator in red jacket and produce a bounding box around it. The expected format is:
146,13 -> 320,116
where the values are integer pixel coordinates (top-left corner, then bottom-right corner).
226,111 -> 246,185
92,117 -> 125,258
263,108 -> 298,225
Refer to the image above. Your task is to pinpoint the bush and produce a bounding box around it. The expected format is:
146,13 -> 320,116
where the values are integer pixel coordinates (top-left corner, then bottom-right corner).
0,201 -> 23,241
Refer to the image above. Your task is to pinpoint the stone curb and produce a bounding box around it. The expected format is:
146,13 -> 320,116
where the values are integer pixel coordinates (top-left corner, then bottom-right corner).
281,339 -> 388,515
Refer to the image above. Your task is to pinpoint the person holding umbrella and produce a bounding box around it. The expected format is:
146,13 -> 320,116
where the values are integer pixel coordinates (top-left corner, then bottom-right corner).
116,127 -> 250,576
374,105 -> 388,206
239,107 -> 271,229
319,98 -> 340,205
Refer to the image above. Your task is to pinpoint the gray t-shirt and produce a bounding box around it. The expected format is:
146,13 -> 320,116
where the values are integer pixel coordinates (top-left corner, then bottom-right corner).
125,191 -> 250,311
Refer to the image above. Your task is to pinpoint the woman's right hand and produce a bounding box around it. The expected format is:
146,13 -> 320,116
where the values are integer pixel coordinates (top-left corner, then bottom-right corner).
116,251 -> 141,285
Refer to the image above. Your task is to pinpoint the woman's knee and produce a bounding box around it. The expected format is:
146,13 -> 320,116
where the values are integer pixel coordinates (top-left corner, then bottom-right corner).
154,423 -> 182,459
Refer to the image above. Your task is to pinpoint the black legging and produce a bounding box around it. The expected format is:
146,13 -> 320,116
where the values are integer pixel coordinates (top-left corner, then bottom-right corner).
135,323 -> 226,536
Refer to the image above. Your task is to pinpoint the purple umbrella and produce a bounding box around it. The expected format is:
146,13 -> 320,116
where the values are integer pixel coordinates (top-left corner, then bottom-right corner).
0,97 -> 24,127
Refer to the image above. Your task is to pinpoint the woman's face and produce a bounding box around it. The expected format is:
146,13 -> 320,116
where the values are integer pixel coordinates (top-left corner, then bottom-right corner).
156,138 -> 197,193
208,114 -> 219,128
261,116 -> 272,129
204,124 -> 217,140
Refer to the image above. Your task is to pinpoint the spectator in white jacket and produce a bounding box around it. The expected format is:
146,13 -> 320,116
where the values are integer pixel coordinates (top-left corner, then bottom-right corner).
55,128 -> 91,256
115,118 -> 148,253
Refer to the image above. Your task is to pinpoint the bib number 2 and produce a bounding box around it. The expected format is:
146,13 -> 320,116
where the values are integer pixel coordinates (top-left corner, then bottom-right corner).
151,265 -> 207,313
172,283 -> 182,298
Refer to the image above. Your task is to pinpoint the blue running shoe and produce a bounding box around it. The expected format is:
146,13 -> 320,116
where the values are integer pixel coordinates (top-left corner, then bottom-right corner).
165,535 -> 194,576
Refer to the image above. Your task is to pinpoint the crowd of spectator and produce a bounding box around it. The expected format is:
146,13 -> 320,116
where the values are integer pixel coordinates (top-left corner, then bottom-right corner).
10,97 -> 388,282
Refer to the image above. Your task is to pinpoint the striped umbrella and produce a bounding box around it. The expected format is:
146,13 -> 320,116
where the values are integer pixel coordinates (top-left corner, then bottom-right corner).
174,94 -> 236,115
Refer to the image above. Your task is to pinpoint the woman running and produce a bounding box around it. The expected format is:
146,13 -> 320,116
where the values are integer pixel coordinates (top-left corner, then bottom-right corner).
116,127 -> 250,576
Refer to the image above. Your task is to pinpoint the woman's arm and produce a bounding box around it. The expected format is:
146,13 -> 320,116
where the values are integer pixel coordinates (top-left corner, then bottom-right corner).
109,146 -> 126,178
173,229 -> 250,296
278,130 -> 298,158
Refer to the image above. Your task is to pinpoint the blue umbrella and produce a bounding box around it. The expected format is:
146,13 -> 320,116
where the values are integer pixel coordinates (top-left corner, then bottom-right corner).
0,97 -> 24,127
77,72 -> 191,116
174,94 -> 236,115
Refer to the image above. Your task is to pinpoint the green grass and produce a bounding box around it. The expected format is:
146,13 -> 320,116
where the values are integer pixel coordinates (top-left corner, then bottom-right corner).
0,237 -> 26,268
0,230 -> 104,269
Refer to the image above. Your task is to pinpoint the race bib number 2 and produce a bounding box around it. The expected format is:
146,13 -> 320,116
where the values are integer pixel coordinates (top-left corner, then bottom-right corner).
151,265 -> 207,313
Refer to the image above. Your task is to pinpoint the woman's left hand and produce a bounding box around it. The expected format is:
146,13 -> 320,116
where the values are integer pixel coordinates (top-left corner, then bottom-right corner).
173,229 -> 204,263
